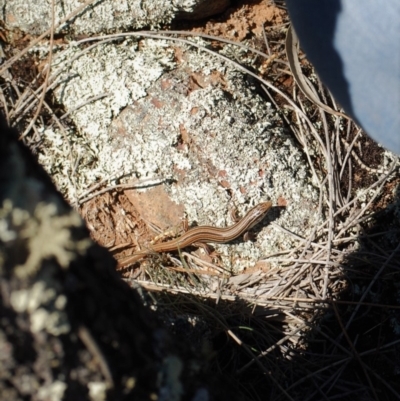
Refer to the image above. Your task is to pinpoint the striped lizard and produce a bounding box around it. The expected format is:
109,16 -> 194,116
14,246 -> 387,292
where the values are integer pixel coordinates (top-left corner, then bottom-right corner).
117,201 -> 272,269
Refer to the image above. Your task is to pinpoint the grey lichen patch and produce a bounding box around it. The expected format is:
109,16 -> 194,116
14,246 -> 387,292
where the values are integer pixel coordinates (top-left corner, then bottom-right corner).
53,38 -> 176,119
0,0 -> 177,35
0,200 -> 91,278
38,38 -> 176,202
167,80 -> 318,269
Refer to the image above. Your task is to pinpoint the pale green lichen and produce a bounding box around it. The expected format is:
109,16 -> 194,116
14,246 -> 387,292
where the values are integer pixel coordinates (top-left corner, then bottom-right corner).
1,198 -> 89,335
0,218 -> 17,242
124,376 -> 136,390
10,281 -> 54,313
37,381 -> 67,401
88,381 -> 108,401
30,307 -> 70,335
14,202 -> 91,278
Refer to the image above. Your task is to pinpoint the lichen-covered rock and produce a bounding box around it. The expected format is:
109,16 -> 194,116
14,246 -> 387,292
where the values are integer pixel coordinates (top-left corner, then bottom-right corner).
40,35 -> 319,272
0,0 -> 230,36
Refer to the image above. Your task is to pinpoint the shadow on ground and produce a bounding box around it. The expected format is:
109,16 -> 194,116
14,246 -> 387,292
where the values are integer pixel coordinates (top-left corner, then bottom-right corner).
153,186 -> 400,401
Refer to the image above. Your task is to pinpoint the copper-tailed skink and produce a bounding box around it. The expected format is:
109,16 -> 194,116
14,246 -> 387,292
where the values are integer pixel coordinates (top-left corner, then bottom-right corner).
117,201 -> 272,268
